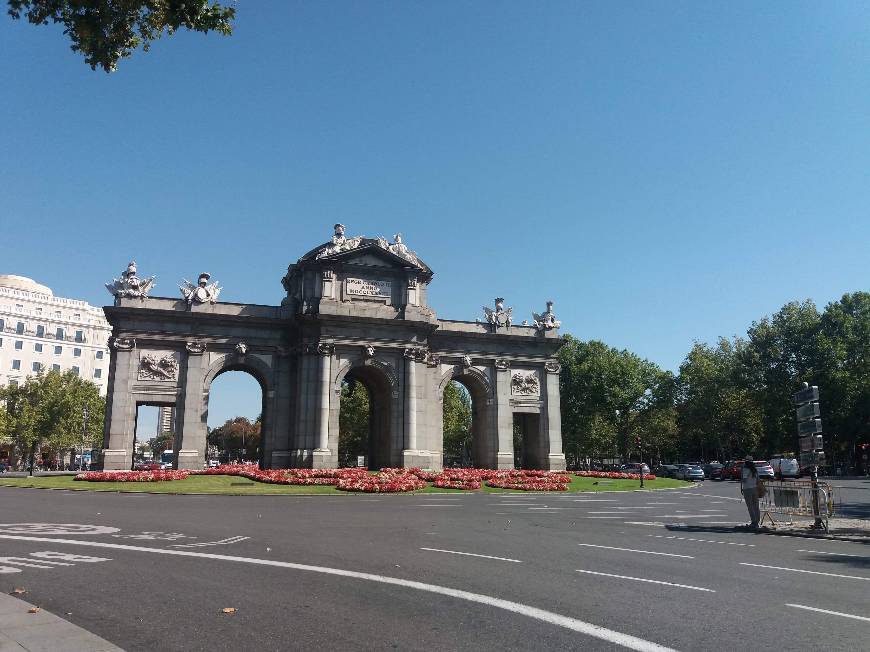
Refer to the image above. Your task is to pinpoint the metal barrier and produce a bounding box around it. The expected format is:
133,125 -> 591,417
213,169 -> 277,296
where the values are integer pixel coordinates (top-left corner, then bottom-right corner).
758,479 -> 834,531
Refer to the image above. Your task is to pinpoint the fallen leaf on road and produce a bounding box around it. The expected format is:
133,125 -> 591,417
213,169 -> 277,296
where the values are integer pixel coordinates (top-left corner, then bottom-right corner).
11,587 -> 26,595
221,607 -> 236,614
28,607 -> 40,614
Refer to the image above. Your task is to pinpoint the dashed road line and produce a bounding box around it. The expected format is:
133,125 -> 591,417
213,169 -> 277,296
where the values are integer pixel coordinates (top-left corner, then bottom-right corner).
577,543 -> 693,558
785,604 -> 870,623
795,549 -> 867,559
0,534 -> 675,652
171,536 -> 249,548
575,569 -> 714,592
647,534 -> 754,547
740,563 -> 870,581
420,548 -> 522,563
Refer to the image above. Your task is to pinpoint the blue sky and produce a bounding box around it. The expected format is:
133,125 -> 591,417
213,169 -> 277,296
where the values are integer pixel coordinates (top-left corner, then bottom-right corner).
2,2 -> 869,436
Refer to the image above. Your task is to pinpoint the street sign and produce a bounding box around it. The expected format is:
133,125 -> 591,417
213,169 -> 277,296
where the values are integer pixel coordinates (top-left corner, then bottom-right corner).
800,451 -> 825,468
799,434 -> 824,452
795,402 -> 820,421
798,418 -> 822,435
793,385 -> 819,405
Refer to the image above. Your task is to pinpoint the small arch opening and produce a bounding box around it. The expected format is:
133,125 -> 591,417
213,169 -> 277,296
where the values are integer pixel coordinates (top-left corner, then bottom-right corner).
338,364 -> 393,470
206,369 -> 265,464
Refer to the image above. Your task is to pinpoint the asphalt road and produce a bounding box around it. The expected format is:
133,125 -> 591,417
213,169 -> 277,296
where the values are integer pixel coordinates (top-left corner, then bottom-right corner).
0,481 -> 867,651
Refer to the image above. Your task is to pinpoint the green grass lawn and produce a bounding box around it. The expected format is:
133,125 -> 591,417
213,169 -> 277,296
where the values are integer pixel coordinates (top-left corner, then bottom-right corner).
0,474 -> 690,495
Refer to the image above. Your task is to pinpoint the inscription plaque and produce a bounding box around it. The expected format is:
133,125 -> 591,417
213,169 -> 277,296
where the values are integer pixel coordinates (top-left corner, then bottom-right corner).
347,277 -> 391,298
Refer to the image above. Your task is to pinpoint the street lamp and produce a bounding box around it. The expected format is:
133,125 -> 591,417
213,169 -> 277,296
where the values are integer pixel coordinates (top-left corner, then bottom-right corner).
81,404 -> 89,471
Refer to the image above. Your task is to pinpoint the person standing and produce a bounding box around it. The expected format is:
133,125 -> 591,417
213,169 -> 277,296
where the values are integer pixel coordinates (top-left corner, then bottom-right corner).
741,458 -> 760,529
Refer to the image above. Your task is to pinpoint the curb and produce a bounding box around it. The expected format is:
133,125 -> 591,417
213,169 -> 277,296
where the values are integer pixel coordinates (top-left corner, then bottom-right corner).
0,591 -> 123,652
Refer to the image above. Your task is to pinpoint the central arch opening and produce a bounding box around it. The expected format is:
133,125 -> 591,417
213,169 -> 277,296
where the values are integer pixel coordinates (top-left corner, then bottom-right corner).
338,365 -> 392,470
206,369 -> 265,465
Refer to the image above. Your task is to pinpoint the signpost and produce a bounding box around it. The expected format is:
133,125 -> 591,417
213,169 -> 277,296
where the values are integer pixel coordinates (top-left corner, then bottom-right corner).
793,383 -> 824,528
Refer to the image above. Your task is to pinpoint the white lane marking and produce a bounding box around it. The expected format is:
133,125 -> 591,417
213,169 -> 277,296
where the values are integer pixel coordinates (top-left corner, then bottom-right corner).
171,536 -> 250,548
614,507 -> 658,510
740,563 -> 870,581
796,549 -> 867,558
623,522 -> 667,527
645,503 -> 678,505
587,516 -> 623,519
488,503 -> 536,506
575,569 -> 714,592
576,544 -> 693,559
689,493 -> 742,501
415,505 -> 460,507
647,535 -> 754,547
420,548 -> 522,563
785,604 -> 870,623
588,511 -> 631,514
0,534 -> 674,652
528,507 -> 566,510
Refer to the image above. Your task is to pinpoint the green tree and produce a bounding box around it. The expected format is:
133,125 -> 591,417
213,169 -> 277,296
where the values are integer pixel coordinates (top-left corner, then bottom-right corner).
559,335 -> 673,465
678,339 -> 763,461
338,380 -> 369,467
741,300 -> 822,455
147,431 -> 173,458
8,0 -> 235,72
0,370 -> 104,470
442,381 -> 471,465
816,292 -> 870,470
207,416 -> 260,462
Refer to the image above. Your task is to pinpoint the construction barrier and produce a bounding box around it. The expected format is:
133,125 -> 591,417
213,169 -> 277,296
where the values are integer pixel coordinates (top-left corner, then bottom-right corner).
758,479 -> 834,531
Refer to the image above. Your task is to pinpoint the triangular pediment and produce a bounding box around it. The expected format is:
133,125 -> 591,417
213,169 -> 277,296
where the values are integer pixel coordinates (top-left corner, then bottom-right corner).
325,243 -> 427,272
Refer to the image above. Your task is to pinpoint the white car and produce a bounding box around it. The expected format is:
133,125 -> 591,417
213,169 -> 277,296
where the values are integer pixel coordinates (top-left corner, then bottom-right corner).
770,457 -> 799,479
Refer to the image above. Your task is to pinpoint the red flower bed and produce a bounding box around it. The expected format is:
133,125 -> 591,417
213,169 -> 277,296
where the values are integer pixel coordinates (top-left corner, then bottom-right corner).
75,470 -> 190,482
432,478 -> 482,490
574,471 -> 656,480
336,468 -> 426,493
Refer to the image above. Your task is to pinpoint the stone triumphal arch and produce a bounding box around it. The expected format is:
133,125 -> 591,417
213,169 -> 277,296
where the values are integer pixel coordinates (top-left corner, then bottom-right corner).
100,226 -> 566,471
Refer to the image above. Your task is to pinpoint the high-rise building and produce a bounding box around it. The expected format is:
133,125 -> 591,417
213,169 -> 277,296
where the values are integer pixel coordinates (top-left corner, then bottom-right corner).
157,406 -> 175,436
0,275 -> 112,394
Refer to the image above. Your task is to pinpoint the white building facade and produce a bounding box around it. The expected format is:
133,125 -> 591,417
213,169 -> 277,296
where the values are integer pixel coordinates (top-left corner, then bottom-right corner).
0,275 -> 112,394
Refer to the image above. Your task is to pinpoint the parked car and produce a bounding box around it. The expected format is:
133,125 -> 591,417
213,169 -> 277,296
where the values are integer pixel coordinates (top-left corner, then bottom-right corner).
770,457 -> 799,479
655,464 -> 678,478
622,463 -> 651,475
721,460 -> 743,480
754,460 -> 775,480
674,464 -> 705,481
702,463 -> 723,479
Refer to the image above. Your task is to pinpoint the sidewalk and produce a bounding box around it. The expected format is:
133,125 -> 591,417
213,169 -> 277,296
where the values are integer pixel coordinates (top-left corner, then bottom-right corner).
0,592 -> 123,652
762,516 -> 870,542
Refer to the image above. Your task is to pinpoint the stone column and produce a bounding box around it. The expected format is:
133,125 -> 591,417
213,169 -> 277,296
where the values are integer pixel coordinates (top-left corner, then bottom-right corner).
493,360 -> 515,469
544,361 -> 566,471
405,350 -> 417,450
176,345 -> 208,470
311,343 -> 333,469
101,338 -> 137,470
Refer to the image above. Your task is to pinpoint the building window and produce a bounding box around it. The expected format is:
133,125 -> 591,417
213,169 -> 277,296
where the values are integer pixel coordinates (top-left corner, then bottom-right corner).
56,327 -> 64,340
96,350 -> 104,360
9,379 -> 17,388
75,330 -> 84,343
11,359 -> 21,370
52,364 -> 60,372
15,304 -> 23,312
14,340 -> 23,350
32,362 -> 42,372
94,368 -> 102,379
54,345 -> 62,355
54,311 -> 61,319
0,338 -> 3,347
74,313 -> 81,320
16,322 -> 25,335
36,325 -> 45,337
0,318 -> 4,331
74,347 -> 82,357
35,308 -> 42,316
71,366 -> 80,376
34,343 -> 43,353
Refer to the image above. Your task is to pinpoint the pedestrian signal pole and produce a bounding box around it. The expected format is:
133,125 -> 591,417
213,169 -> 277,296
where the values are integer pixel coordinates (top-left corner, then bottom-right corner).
793,382 -> 824,529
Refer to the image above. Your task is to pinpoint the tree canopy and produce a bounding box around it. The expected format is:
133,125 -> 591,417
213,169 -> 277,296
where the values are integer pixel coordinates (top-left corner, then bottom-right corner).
8,0 -> 235,72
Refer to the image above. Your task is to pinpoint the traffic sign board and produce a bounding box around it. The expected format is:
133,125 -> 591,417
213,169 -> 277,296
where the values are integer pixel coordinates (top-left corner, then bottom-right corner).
798,418 -> 822,435
800,451 -> 825,468
799,434 -> 824,452
795,402 -> 820,421
793,385 -> 819,405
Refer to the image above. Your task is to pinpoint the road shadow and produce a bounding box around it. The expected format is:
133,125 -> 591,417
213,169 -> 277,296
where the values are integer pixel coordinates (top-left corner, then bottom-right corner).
664,522 -> 869,545
794,552 -> 870,571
